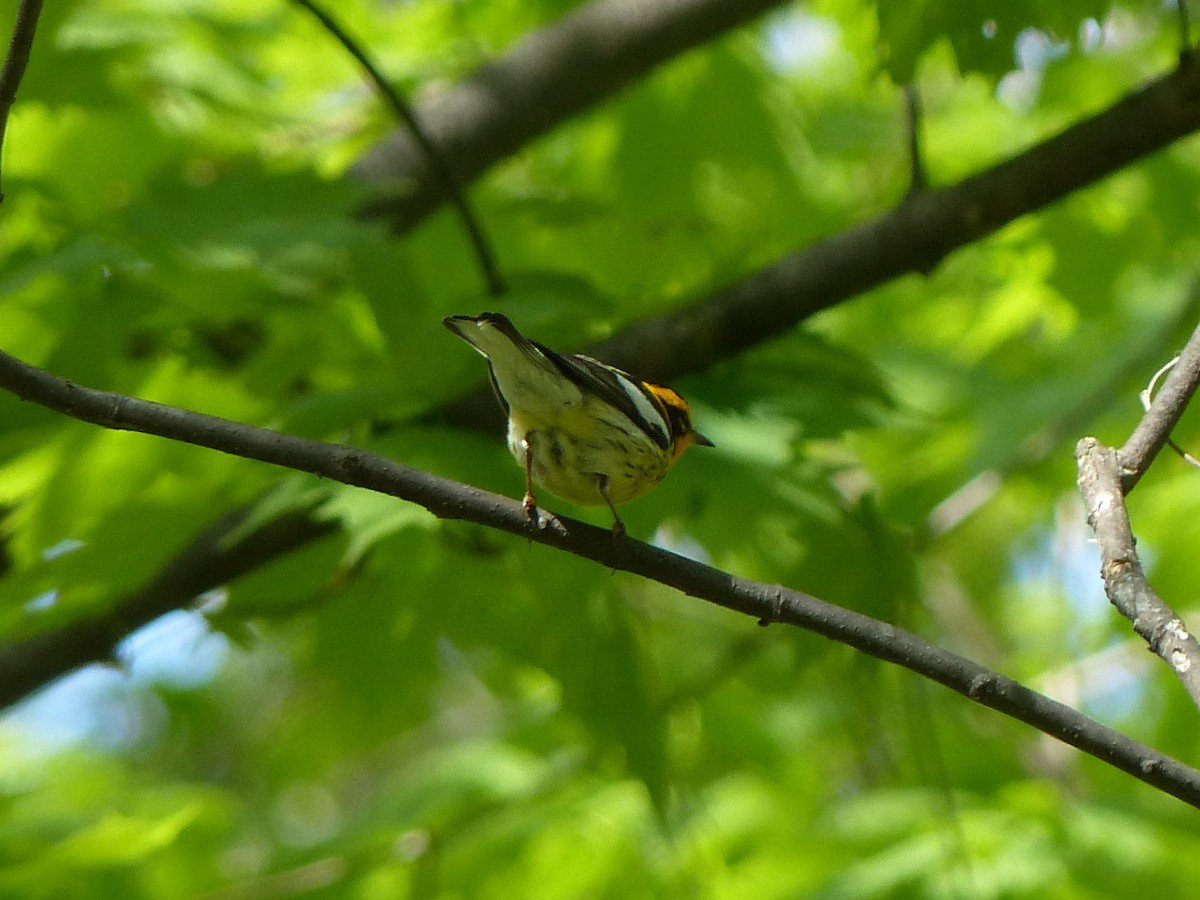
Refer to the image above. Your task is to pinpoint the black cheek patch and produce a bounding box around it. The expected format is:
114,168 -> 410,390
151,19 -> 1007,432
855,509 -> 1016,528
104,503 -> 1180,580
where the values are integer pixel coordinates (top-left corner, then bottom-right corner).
664,401 -> 691,440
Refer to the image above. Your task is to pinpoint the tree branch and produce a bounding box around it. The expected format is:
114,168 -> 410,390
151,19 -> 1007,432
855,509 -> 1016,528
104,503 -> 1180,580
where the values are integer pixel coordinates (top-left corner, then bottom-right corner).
0,507 -> 334,709
424,54 -> 1200,436
289,0 -> 505,296
8,0 -> 1200,806
9,0 -> 1200,723
15,1 -> 1200,724
104,43 -> 1200,634
1076,318 -> 1200,707
3,350 -> 1200,808
1077,437 -> 1200,707
569,57 -> 1200,385
1119,317 -> 1200,490
0,0 -> 43,204
354,0 -> 789,227
903,82 -> 927,197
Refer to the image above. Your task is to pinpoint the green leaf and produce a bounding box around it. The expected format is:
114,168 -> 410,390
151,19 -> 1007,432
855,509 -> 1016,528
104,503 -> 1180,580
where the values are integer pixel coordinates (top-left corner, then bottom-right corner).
50,804 -> 202,866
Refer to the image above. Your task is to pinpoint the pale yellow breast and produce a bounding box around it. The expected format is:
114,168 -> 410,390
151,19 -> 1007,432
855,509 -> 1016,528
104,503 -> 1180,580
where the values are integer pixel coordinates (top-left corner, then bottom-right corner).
507,406 -> 670,507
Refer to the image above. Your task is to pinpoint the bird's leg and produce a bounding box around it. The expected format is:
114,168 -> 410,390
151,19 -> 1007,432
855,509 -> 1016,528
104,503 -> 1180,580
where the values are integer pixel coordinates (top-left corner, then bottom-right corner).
520,434 -> 539,522
597,475 -> 625,537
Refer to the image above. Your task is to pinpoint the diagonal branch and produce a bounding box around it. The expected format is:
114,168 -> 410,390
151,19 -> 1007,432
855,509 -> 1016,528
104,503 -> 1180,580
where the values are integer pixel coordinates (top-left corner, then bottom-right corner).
0,0 -> 43,203
0,507 -> 333,708
289,0 -> 505,296
903,82 -> 927,196
355,0 -> 789,227
2,350 -> 1200,808
1077,438 -> 1200,707
1119,317 -> 1200,490
429,53 -> 1200,434
570,57 -> 1200,385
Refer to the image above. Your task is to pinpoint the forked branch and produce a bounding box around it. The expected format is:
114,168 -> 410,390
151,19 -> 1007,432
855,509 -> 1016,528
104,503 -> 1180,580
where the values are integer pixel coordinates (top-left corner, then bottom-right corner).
1077,317 -> 1200,708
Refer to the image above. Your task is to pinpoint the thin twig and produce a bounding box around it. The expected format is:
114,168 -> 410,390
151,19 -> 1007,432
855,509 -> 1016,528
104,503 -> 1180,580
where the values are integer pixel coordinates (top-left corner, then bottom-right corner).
1119,317 -> 1200,490
290,0 -> 505,296
1139,355 -> 1200,470
3,348 -> 1200,808
1141,353 -> 1181,409
0,0 -> 44,204
1178,0 -> 1193,54
903,82 -> 927,197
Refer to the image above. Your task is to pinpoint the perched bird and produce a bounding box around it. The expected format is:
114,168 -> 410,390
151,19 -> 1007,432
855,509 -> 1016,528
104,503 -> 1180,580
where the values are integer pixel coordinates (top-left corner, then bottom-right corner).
444,313 -> 712,535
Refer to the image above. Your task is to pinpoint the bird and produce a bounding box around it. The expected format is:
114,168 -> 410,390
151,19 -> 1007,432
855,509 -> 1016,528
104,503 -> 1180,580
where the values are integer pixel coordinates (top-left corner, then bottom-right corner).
444,312 -> 712,535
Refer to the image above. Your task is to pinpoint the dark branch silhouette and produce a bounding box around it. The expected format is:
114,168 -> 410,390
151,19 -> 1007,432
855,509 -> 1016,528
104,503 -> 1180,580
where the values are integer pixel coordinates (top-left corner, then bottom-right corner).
0,507 -> 334,709
903,83 -> 927,196
0,0 -> 43,202
572,58 -> 1200,384
289,0 -> 505,296
355,0 -> 790,227
432,52 -> 1200,434
7,0 -> 1200,810
11,1 -> 1200,723
2,346 -> 1200,808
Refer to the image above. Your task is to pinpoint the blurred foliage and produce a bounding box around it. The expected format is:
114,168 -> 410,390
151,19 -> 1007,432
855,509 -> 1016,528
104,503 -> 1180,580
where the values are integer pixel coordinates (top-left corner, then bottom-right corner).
2,0 -> 1200,896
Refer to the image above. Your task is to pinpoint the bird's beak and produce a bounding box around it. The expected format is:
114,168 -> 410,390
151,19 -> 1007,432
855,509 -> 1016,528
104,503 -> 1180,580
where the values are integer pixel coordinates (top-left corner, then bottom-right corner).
692,431 -> 714,448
